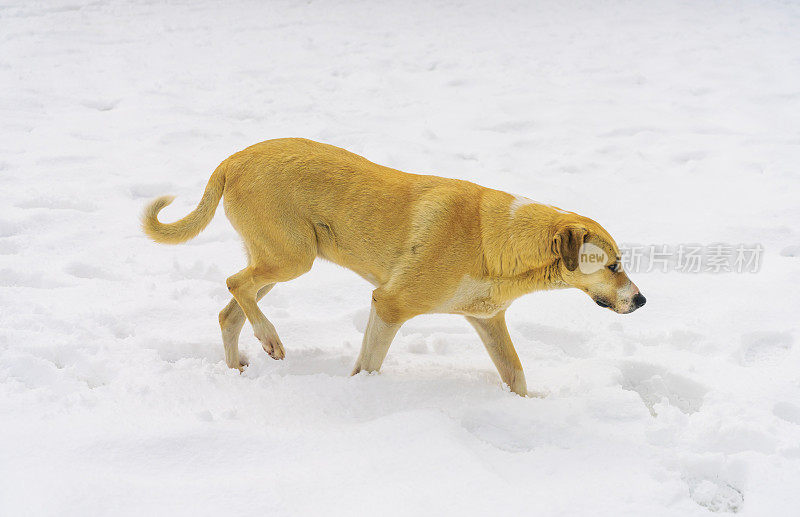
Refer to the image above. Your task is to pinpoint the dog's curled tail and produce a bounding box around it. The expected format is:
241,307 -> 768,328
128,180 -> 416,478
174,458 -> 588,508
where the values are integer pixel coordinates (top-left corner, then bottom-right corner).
142,163 -> 226,245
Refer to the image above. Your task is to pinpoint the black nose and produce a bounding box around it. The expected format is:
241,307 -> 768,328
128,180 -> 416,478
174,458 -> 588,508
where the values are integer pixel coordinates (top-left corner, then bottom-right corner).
633,293 -> 646,308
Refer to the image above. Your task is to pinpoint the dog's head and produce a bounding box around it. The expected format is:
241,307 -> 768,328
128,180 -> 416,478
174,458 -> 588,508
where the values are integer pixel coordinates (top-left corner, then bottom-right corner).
552,215 -> 645,314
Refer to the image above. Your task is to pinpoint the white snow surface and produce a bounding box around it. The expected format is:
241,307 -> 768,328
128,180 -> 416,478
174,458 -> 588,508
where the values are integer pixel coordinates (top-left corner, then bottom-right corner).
2,1 -> 800,515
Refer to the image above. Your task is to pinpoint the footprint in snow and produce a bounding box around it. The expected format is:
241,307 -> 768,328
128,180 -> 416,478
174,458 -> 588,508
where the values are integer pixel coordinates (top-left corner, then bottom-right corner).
170,260 -> 223,282
779,245 -> 800,257
687,477 -> 744,513
64,261 -> 119,281
681,456 -> 745,513
618,361 -> 708,416
0,219 -> 22,238
0,239 -> 20,255
16,197 -> 97,212
598,126 -> 662,138
80,98 -> 119,111
737,331 -> 793,367
483,119 -> 538,133
514,322 -> 591,358
460,409 -> 540,453
673,150 -> 707,163
773,402 -> 800,425
0,268 -> 69,288
35,155 -> 95,167
127,182 -> 177,199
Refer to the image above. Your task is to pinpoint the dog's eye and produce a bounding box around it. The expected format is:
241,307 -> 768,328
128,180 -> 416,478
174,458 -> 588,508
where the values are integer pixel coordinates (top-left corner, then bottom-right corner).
607,263 -> 618,273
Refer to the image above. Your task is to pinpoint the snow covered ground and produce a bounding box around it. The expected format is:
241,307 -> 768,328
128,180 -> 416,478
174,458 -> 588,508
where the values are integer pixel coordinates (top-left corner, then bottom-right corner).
2,0 -> 800,515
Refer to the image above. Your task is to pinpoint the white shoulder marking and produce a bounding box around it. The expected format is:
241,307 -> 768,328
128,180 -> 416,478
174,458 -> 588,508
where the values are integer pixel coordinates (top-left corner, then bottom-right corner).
509,195 -> 539,216
510,193 -> 569,216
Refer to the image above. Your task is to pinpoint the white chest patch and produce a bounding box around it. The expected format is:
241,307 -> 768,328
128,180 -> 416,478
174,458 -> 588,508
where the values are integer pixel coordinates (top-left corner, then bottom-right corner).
433,276 -> 507,317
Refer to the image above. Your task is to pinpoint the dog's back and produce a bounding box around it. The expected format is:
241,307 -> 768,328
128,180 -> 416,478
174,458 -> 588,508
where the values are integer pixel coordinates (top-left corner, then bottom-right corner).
221,138 -> 483,283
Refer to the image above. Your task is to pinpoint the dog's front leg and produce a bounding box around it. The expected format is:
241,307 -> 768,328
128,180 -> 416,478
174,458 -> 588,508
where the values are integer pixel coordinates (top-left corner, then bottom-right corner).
465,311 -> 527,396
351,299 -> 403,376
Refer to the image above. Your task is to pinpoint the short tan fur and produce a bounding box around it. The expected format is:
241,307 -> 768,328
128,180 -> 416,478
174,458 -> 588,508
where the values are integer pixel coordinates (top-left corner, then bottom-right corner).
143,138 -> 645,396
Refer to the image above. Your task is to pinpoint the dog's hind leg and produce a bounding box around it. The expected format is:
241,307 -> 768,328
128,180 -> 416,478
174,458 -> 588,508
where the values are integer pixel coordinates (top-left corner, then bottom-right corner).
226,257 -> 312,360
465,311 -> 527,396
219,284 -> 274,370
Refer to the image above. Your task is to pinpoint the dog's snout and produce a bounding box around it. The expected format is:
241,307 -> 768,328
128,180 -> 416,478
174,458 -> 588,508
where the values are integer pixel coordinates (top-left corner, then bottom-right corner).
632,293 -> 646,309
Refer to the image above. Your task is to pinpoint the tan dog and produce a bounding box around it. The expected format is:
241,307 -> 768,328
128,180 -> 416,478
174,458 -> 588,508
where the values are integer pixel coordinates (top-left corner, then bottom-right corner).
143,138 -> 645,396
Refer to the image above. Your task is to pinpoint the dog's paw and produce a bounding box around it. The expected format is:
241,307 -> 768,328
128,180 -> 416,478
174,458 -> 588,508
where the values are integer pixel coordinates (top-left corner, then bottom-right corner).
254,321 -> 286,360
226,353 -> 249,372
257,334 -> 285,360
265,340 -> 285,360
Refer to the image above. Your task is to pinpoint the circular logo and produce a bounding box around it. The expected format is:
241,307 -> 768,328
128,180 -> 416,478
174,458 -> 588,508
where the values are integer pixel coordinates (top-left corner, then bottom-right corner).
578,242 -> 608,274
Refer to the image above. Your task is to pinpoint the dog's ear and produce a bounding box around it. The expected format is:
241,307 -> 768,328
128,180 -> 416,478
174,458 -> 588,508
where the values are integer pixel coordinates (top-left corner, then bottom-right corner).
554,225 -> 588,271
